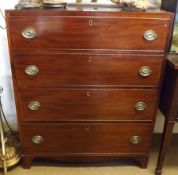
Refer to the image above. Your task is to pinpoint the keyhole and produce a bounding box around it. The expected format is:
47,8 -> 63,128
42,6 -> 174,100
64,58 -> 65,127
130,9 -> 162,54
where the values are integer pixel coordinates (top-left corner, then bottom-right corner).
87,92 -> 91,97
85,126 -> 90,131
88,57 -> 92,62
89,20 -> 93,26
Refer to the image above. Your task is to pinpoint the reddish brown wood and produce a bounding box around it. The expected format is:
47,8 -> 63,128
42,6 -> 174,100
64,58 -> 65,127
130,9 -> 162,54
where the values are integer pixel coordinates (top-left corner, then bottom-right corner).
9,12 -> 171,51
21,123 -> 152,154
22,156 -> 33,169
5,8 -> 174,169
18,89 -> 158,122
156,55 -> 178,175
155,121 -> 175,175
135,155 -> 149,168
14,54 -> 164,87
22,155 -> 148,169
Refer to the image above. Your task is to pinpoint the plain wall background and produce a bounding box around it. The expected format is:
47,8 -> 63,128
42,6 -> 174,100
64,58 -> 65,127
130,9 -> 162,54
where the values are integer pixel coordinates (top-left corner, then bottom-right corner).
0,0 -> 19,130
0,0 -> 177,132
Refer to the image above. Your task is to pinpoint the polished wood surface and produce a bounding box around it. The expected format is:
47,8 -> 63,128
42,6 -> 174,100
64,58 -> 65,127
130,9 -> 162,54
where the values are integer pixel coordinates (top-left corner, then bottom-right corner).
21,123 -> 152,154
18,89 -> 158,121
156,55 -> 178,175
5,7 -> 174,169
14,54 -> 164,87
10,15 -> 170,51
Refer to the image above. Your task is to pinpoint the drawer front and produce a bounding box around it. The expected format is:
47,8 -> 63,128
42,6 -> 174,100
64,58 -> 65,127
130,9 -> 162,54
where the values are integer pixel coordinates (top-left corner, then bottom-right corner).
21,123 -> 152,155
18,89 -> 158,121
10,16 -> 169,51
14,54 -> 163,87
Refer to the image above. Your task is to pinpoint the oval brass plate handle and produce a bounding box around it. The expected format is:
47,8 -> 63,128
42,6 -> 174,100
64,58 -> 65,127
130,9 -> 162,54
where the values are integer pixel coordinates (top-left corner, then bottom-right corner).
32,136 -> 44,144
139,66 -> 152,77
130,136 -> 142,145
25,65 -> 39,76
28,101 -> 41,111
134,102 -> 147,111
144,30 -> 157,41
22,28 -> 37,39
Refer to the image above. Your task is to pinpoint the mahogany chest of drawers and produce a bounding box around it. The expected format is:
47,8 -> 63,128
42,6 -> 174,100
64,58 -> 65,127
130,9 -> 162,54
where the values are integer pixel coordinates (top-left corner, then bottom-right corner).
5,7 -> 173,168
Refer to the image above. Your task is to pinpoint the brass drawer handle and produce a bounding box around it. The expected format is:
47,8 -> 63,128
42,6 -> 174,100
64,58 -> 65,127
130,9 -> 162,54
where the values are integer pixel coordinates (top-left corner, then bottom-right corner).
28,101 -> 41,111
22,28 -> 37,39
130,136 -> 142,145
144,30 -> 157,41
25,65 -> 39,76
134,102 -> 147,111
139,66 -> 152,77
32,135 -> 44,144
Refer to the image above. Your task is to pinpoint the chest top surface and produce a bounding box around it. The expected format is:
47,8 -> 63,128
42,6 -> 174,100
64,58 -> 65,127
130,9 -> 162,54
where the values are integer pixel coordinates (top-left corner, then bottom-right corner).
6,7 -> 173,17
5,8 -> 174,53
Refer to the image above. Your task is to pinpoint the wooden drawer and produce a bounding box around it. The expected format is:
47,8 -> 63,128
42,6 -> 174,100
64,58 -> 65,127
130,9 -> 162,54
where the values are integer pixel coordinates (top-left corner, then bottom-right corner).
14,54 -> 163,87
9,15 -> 170,51
18,89 -> 158,121
21,123 -> 152,155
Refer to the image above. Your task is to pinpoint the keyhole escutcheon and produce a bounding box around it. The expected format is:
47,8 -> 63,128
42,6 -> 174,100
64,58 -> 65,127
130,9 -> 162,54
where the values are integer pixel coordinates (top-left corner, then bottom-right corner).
89,19 -> 93,26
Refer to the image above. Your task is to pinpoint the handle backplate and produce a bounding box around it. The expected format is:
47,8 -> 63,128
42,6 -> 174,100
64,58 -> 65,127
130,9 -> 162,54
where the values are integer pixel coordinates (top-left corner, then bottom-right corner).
32,135 -> 44,144
130,136 -> 142,144
28,101 -> 41,111
22,28 -> 37,39
25,65 -> 39,76
139,66 -> 152,77
134,102 -> 147,111
144,30 -> 157,41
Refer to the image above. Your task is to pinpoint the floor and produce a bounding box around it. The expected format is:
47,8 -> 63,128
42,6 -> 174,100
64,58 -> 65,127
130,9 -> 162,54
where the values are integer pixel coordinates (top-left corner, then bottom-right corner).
3,138 -> 178,175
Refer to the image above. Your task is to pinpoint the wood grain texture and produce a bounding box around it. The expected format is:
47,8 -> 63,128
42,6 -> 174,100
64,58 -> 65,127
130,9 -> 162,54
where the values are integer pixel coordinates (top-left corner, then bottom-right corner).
21,123 -> 152,155
14,53 -> 163,87
155,120 -> 175,175
18,89 -> 158,121
21,155 -> 148,169
10,15 -> 170,51
5,7 -> 174,169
